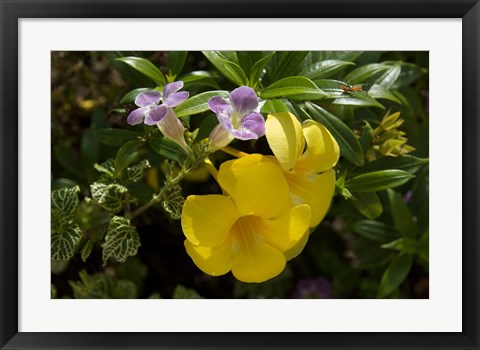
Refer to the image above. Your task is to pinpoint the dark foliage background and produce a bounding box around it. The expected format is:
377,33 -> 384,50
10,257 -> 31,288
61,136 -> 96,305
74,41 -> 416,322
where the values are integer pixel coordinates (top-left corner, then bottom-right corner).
51,51 -> 428,299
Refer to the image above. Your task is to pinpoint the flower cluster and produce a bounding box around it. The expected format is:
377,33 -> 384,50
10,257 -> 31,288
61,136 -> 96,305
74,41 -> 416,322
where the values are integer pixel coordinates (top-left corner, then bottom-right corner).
181,112 -> 339,282
127,81 -> 190,152
126,83 -> 339,283
367,111 -> 415,160
182,154 -> 311,282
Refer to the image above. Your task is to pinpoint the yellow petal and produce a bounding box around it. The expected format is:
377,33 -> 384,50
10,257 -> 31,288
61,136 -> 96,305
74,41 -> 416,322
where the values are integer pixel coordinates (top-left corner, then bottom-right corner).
217,154 -> 274,195
265,113 -> 304,171
230,218 -> 286,283
184,238 -> 234,277
232,161 -> 289,218
295,120 -> 340,175
255,204 -> 311,253
284,231 -> 310,261
181,195 -> 238,247
286,169 -> 336,227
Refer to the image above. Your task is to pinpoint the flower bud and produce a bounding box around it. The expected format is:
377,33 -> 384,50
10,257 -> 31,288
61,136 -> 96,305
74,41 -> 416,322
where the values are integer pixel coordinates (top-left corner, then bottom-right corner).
157,107 -> 190,153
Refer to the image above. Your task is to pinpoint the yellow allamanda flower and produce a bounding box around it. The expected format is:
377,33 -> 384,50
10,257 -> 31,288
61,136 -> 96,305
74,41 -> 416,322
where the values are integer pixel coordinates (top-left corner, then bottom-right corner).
181,154 -> 311,283
265,112 -> 340,227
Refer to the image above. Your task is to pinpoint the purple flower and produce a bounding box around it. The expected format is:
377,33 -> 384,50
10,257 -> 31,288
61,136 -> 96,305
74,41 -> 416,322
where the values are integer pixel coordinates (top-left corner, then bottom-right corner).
290,277 -> 332,299
127,81 -> 189,126
207,86 -> 265,151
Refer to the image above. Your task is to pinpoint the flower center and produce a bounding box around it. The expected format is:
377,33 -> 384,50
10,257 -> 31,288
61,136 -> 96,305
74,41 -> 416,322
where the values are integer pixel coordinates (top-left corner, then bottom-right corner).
147,102 -> 158,111
230,215 -> 262,251
230,111 -> 243,129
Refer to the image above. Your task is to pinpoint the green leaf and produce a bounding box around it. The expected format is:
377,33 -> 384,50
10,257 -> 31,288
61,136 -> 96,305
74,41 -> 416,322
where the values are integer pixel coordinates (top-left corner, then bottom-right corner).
168,51 -> 188,77
418,230 -> 429,264
94,159 -> 116,177
91,109 -> 110,129
260,99 -> 290,113
51,186 -> 82,261
102,216 -> 141,264
194,114 -> 218,142
90,177 -> 128,213
302,60 -> 355,80
51,259 -> 70,274
289,103 -> 311,121
346,170 -> 414,192
212,51 -> 238,62
249,51 -> 276,87
51,208 -> 65,234
378,253 -> 414,298
69,270 -> 137,299
333,91 -> 385,109
70,271 -> 105,299
304,102 -> 364,166
351,220 -> 398,242
408,168 -> 429,233
51,224 -> 82,261
314,80 -> 384,108
149,134 -> 182,161
180,71 -> 220,89
313,79 -> 346,98
105,52 -> 155,87
162,184 -> 185,220
387,189 -> 417,239
93,128 -> 142,146
344,63 -> 391,84
359,122 -> 373,154
112,280 -> 138,299
81,130 -> 100,182
268,51 -> 309,82
350,192 -> 383,219
202,51 -> 248,86
260,76 -> 326,100
314,79 -> 366,98
80,239 -> 95,262
114,140 -> 143,175
116,56 -> 166,85
175,90 -> 229,118
51,186 -> 80,217
173,285 -> 203,299
54,146 -> 83,179
119,88 -> 151,104
356,155 -> 429,175
391,62 -> 427,89
381,238 -> 418,254
51,178 -> 78,191
374,64 -> 402,88
368,84 -> 401,104
236,51 -> 266,77
356,246 -> 394,270
125,159 -> 151,183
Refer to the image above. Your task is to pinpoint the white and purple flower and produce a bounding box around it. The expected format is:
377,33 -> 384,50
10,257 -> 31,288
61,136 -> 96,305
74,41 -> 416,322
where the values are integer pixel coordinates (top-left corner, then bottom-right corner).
207,86 -> 265,151
127,81 -> 189,126
127,81 -> 190,152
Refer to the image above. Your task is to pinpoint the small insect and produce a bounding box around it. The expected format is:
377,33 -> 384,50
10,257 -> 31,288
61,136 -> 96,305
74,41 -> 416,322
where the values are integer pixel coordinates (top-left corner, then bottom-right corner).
340,83 -> 365,92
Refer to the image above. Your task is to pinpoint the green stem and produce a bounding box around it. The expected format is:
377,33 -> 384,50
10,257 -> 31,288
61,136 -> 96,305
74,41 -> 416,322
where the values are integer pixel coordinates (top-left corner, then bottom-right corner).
124,192 -> 132,215
127,167 -> 189,220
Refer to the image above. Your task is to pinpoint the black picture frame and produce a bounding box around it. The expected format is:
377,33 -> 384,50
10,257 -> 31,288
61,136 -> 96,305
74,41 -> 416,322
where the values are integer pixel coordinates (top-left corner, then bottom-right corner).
1,1 -> 479,349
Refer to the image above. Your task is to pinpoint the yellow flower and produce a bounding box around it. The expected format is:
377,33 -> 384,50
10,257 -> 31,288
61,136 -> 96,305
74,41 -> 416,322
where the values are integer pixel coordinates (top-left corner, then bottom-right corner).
181,154 -> 311,283
265,112 -> 340,227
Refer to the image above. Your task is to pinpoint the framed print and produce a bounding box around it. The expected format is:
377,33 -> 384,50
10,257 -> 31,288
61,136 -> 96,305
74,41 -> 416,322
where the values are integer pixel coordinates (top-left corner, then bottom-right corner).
1,0 -> 479,349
